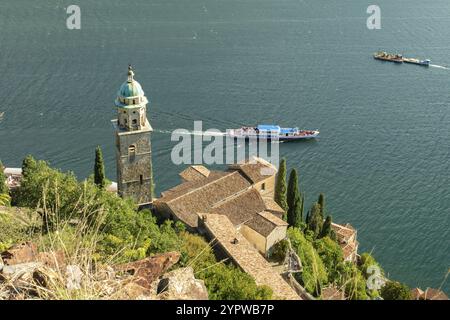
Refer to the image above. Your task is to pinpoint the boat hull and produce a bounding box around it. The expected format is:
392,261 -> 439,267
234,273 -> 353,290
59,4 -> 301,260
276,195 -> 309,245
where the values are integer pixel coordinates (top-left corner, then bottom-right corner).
227,132 -> 319,141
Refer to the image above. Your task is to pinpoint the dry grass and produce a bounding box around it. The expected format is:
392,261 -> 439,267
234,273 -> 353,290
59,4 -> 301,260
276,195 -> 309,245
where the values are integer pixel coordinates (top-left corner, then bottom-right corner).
0,185 -> 136,300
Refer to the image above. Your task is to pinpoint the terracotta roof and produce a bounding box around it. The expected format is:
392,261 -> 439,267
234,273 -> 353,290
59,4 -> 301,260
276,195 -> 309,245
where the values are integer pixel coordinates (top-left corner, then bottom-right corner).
179,165 -> 210,181
322,286 -> 345,300
228,157 -> 277,184
263,198 -> 285,214
211,189 -> 286,237
411,288 -> 424,300
201,214 -> 300,300
342,241 -> 358,261
156,159 -> 285,237
159,171 -> 232,201
257,211 -> 288,227
211,189 -> 265,225
331,222 -> 356,242
422,288 -> 449,300
157,171 -> 252,227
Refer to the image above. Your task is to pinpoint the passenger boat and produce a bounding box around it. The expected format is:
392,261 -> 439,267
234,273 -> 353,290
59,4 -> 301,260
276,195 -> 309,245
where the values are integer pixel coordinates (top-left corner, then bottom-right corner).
227,125 -> 319,141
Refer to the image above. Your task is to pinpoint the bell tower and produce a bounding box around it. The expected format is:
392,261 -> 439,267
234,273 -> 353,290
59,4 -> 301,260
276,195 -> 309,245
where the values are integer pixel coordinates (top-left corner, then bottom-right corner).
112,65 -> 153,204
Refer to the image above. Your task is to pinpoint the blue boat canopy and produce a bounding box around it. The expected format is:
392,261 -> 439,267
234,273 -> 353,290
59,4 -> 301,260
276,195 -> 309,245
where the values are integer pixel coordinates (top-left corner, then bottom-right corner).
257,125 -> 281,132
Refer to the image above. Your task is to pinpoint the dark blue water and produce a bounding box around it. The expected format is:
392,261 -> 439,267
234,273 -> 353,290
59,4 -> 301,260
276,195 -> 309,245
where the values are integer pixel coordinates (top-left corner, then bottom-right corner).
0,0 -> 448,292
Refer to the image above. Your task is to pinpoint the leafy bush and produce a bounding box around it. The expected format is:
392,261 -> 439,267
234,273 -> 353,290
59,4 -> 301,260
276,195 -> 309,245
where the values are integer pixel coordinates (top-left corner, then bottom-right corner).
270,239 -> 289,263
0,207 -> 41,251
338,261 -> 369,300
380,281 -> 412,300
314,236 -> 344,284
202,264 -> 273,300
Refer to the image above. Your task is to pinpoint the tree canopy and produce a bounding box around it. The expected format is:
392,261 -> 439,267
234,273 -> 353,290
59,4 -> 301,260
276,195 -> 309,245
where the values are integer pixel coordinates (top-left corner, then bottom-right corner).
94,146 -> 106,189
287,169 -> 303,228
274,158 -> 288,214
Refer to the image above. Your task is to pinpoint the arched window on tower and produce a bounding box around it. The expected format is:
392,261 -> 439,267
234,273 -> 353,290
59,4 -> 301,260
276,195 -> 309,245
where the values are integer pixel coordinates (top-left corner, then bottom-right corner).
128,145 -> 136,162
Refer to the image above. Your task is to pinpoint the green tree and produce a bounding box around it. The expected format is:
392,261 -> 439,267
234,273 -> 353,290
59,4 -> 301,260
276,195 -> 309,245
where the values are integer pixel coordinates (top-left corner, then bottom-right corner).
319,215 -> 332,238
288,227 -> 328,296
318,193 -> 325,218
94,146 -> 106,189
314,236 -> 343,283
287,169 -> 303,227
274,158 -> 288,215
271,239 -> 289,263
359,252 -> 384,279
307,203 -> 323,238
0,160 -> 8,194
340,262 -> 369,300
380,281 -> 412,300
21,154 -> 36,179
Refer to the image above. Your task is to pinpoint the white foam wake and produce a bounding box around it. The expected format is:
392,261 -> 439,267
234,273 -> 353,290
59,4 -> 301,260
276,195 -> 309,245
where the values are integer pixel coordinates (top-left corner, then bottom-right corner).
429,64 -> 449,70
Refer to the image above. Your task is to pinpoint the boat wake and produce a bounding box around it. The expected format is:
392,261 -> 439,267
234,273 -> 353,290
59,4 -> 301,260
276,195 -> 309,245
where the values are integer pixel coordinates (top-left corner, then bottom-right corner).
429,64 -> 449,70
191,130 -> 226,137
154,129 -> 226,137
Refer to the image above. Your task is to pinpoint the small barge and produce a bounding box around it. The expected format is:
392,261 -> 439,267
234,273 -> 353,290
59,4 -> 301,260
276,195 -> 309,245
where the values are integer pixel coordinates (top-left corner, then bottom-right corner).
374,51 -> 403,63
403,57 -> 430,66
373,51 -> 431,66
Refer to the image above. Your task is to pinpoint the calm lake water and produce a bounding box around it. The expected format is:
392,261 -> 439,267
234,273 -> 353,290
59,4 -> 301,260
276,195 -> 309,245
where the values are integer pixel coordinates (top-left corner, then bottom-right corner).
0,0 -> 448,293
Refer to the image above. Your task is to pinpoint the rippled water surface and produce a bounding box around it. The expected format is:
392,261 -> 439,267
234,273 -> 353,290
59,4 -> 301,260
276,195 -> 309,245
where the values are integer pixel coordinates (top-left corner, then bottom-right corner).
0,0 -> 449,292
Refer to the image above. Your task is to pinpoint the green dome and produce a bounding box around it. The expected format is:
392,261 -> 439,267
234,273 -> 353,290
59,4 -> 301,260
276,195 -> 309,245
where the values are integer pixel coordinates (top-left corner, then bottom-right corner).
115,66 -> 148,107
118,80 -> 144,98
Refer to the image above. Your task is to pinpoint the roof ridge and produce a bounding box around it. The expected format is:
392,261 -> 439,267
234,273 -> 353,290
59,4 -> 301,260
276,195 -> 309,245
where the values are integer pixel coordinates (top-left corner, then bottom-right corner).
166,170 -> 241,204
256,210 -> 288,226
210,187 -> 254,209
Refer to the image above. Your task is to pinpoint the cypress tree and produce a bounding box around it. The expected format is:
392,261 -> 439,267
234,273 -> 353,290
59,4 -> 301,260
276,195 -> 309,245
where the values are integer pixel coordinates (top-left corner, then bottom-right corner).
307,203 -> 323,238
22,154 -> 36,179
274,158 -> 288,215
318,193 -> 325,218
0,160 -> 8,194
94,146 -> 106,189
319,215 -> 332,238
287,169 -> 303,228
300,194 -> 304,223
305,208 -> 310,225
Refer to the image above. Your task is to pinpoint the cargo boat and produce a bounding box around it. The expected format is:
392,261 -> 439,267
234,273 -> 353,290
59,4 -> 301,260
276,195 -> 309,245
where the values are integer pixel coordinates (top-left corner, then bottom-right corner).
373,51 -> 403,63
374,51 -> 431,66
227,125 -> 319,141
403,57 -> 430,66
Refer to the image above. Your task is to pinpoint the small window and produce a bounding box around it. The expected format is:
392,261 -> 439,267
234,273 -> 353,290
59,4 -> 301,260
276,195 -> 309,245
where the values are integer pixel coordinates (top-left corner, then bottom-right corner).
128,145 -> 136,161
261,183 -> 266,191
140,174 -> 143,185
132,119 -> 137,125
